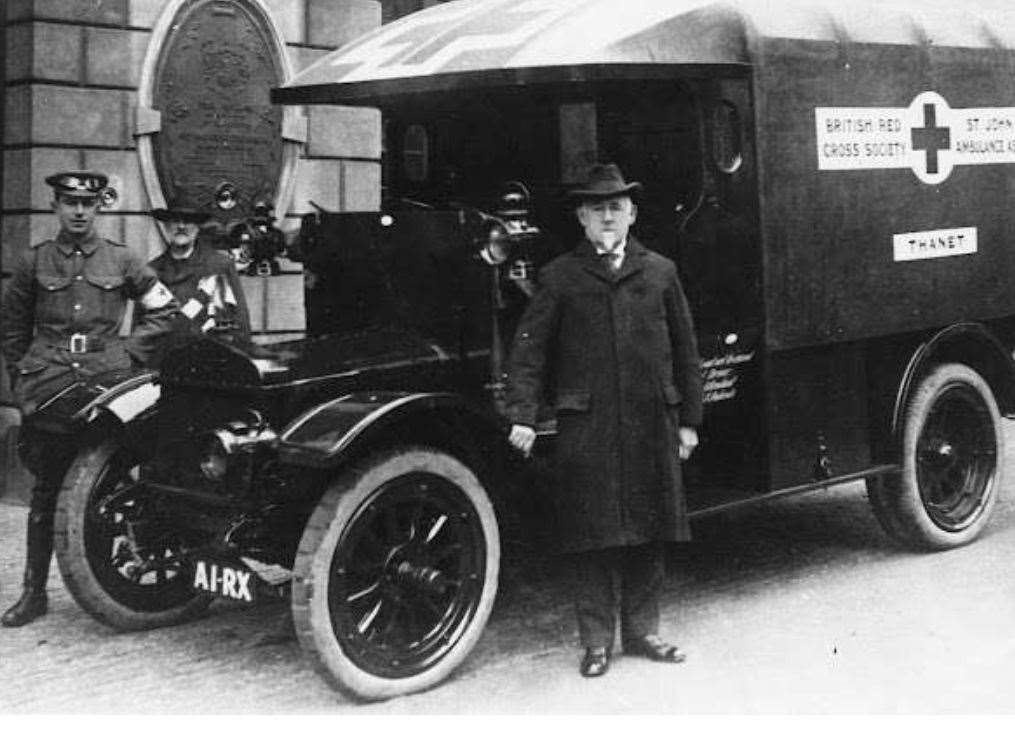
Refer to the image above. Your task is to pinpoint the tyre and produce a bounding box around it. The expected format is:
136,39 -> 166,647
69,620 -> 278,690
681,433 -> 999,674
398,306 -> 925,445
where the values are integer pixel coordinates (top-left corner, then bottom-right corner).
55,439 -> 212,630
867,363 -> 1004,550
292,446 -> 500,701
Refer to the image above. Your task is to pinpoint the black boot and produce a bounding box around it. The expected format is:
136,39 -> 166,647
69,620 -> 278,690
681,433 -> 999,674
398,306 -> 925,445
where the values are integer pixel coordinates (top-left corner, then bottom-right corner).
2,512 -> 53,628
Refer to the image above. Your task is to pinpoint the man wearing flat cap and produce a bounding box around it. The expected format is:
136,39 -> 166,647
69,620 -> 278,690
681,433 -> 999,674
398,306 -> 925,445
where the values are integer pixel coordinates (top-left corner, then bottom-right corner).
149,203 -> 250,346
0,170 -> 180,627
506,163 -> 703,677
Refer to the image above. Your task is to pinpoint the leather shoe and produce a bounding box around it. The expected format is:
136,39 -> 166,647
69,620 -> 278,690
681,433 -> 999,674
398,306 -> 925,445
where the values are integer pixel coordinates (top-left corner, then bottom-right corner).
623,634 -> 686,663
580,646 -> 611,677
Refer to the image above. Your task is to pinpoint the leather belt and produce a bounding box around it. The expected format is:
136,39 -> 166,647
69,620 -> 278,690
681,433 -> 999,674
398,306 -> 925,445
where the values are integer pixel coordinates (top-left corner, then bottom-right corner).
56,333 -> 106,354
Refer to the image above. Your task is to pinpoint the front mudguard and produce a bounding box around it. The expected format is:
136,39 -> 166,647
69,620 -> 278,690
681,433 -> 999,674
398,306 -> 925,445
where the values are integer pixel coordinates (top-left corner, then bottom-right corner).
17,370 -> 161,476
25,368 -> 156,433
75,370 -> 161,427
276,391 -> 511,471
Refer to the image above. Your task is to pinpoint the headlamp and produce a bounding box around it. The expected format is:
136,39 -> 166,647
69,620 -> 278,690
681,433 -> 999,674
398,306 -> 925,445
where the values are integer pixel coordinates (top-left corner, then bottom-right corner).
215,181 -> 238,211
478,222 -> 510,265
100,185 -> 118,208
197,410 -> 278,482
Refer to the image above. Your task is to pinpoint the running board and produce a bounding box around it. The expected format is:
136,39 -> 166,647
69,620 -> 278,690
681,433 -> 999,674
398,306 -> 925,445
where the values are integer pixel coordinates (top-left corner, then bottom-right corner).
688,464 -> 901,519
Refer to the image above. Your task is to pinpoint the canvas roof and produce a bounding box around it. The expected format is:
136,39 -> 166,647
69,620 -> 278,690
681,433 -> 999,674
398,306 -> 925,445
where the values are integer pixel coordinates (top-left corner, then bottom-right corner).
272,0 -> 1015,105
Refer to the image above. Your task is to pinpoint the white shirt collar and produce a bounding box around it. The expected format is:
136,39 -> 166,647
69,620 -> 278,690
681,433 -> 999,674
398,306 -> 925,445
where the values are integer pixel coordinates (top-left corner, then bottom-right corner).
169,244 -> 196,261
594,238 -> 627,257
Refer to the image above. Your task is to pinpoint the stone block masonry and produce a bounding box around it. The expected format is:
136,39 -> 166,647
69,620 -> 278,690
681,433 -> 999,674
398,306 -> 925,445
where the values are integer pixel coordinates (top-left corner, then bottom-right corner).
1,0 -> 387,342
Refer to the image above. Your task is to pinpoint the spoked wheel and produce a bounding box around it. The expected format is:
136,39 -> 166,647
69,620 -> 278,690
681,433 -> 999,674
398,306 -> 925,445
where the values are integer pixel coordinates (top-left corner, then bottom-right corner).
55,439 -> 211,630
867,363 -> 1003,550
293,446 -> 500,701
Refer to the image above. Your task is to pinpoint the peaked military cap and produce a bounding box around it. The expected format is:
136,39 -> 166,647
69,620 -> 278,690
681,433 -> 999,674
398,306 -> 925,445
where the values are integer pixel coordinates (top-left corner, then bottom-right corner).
45,170 -> 109,195
152,204 -> 211,224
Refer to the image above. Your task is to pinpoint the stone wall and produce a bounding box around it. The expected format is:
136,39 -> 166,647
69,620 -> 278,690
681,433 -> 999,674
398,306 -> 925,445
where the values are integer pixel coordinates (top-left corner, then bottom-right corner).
1,0 -> 383,353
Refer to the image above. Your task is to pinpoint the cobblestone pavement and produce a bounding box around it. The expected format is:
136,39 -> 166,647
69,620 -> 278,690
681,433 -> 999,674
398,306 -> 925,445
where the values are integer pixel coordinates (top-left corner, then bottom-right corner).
2,438 -> 1015,714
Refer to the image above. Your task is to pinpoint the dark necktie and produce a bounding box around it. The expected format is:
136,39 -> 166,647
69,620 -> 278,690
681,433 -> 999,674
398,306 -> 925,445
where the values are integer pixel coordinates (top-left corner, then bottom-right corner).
599,252 -> 619,273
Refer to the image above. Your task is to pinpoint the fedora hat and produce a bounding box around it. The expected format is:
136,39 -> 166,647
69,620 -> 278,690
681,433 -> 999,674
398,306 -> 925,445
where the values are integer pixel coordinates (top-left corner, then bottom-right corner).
152,204 -> 211,224
568,163 -> 641,201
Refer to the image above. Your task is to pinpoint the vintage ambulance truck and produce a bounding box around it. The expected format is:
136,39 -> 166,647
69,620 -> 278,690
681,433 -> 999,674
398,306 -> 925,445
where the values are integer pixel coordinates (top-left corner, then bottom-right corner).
47,0 -> 1015,700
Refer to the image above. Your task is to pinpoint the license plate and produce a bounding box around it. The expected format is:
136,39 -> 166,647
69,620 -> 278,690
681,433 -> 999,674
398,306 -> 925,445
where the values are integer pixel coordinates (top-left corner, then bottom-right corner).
192,559 -> 255,602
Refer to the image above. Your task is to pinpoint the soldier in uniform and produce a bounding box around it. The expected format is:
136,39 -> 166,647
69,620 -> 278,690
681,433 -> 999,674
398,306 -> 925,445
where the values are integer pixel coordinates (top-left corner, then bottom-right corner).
150,203 -> 251,344
0,171 -> 179,627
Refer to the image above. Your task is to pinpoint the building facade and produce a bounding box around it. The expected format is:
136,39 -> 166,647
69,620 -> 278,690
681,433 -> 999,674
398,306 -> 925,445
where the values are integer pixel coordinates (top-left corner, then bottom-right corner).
0,0 -> 445,496
1,0 -> 445,345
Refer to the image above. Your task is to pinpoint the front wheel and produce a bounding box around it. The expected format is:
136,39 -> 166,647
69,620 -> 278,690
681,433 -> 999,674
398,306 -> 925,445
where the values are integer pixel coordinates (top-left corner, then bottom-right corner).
55,439 -> 211,630
292,446 -> 500,701
868,363 -> 1004,550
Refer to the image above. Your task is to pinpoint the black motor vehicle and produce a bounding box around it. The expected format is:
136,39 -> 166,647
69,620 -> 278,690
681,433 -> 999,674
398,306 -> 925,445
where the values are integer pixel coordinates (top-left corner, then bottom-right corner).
52,0 -> 1015,701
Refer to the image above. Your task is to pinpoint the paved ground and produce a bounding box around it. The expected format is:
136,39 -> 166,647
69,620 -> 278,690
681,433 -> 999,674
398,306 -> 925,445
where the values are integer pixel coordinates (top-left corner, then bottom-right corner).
2,435 -> 1015,714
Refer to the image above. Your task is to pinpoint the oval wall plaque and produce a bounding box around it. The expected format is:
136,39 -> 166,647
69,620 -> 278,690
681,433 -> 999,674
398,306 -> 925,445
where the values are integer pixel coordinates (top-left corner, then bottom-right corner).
137,0 -> 304,228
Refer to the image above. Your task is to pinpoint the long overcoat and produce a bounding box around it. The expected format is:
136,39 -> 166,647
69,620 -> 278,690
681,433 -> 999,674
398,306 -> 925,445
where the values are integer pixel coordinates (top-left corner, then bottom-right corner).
506,237 -> 703,553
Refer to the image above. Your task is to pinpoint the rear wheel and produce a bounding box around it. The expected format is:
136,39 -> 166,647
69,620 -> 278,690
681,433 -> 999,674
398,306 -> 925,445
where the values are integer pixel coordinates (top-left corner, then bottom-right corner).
55,439 -> 211,630
293,446 -> 500,701
868,363 -> 1003,550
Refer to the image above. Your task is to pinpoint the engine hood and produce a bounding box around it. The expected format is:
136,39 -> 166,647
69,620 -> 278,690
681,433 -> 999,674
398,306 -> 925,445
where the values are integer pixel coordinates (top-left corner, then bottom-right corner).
160,329 -> 452,391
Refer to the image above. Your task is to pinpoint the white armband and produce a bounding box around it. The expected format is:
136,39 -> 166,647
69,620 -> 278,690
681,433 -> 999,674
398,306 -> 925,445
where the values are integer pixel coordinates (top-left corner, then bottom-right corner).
196,274 -> 218,297
181,298 -> 203,319
139,281 -> 175,310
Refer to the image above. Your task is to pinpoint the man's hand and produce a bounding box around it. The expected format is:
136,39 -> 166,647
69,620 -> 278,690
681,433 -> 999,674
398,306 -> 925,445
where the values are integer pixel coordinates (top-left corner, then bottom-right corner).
509,424 -> 537,457
678,426 -> 698,461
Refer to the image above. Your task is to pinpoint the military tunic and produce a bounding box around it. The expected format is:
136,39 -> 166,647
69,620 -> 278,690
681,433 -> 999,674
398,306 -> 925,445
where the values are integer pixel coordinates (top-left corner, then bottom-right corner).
1,229 -> 177,418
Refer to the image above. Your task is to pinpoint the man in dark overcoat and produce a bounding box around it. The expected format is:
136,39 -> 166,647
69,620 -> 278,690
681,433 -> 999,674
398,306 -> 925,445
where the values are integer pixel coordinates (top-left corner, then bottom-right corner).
1,171 -> 179,627
149,203 -> 251,347
506,163 -> 703,677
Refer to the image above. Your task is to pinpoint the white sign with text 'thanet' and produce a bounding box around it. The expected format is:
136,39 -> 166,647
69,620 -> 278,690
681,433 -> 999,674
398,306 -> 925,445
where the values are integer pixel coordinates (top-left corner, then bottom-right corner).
892,227 -> 977,262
